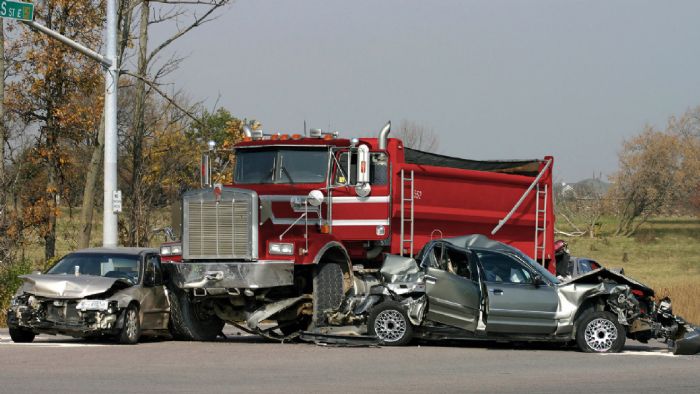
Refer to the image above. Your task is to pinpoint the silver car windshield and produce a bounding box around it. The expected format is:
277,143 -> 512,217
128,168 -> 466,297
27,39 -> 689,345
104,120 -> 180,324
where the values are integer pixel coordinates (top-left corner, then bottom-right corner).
234,148 -> 329,184
47,253 -> 141,285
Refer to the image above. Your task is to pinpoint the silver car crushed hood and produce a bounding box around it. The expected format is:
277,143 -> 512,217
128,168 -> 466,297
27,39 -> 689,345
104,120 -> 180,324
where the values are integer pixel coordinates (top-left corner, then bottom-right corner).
559,267 -> 655,297
18,274 -> 132,299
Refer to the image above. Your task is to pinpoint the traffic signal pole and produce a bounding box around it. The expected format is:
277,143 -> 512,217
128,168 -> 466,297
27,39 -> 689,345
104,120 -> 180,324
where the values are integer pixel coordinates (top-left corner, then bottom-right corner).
20,0 -> 120,247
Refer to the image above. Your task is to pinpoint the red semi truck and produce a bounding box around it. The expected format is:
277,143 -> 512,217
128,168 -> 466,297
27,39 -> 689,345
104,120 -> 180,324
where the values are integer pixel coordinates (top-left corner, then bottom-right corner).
160,122 -> 555,340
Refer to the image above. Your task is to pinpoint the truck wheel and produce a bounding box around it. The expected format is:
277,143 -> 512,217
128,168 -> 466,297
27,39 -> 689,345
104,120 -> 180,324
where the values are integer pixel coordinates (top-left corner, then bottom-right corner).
368,301 -> 414,346
312,262 -> 345,326
9,327 -> 35,343
118,304 -> 141,345
168,286 -> 224,341
575,311 -> 625,353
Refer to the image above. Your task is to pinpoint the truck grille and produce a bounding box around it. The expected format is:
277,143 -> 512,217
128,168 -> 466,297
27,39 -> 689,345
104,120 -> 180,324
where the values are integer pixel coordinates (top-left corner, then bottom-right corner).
183,188 -> 258,260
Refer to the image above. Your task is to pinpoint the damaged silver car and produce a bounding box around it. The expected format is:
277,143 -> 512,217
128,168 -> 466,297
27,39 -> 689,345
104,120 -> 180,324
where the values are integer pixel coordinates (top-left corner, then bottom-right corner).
6,248 -> 170,344
331,235 -> 700,354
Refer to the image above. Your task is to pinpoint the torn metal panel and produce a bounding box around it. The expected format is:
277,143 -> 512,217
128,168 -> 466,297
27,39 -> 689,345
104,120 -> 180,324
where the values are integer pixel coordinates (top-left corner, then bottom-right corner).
246,295 -> 311,330
673,327 -> 700,355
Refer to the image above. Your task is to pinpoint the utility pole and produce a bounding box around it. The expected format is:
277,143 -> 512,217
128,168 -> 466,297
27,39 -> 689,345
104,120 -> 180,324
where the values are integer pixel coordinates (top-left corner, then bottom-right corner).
103,0 -> 119,247
11,0 -> 120,247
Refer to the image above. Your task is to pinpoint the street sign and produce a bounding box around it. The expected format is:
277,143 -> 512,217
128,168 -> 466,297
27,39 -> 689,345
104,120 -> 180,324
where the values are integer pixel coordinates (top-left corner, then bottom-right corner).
0,1 -> 34,22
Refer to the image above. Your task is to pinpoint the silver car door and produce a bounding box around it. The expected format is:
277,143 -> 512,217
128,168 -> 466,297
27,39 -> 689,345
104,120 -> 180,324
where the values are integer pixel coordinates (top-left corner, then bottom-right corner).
139,254 -> 169,330
477,251 -> 558,335
424,244 -> 481,331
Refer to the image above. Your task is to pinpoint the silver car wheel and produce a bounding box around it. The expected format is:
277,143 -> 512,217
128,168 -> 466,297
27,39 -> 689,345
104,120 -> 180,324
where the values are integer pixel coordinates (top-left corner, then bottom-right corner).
125,308 -> 138,340
374,309 -> 407,343
584,318 -> 618,352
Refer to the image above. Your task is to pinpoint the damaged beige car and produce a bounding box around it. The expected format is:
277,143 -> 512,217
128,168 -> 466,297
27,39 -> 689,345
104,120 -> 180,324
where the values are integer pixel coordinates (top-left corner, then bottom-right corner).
328,235 -> 700,354
6,248 -> 170,344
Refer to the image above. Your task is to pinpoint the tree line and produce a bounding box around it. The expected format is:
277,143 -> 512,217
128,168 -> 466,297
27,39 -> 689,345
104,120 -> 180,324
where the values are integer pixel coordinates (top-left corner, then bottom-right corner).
557,107 -> 700,237
0,0 -> 247,269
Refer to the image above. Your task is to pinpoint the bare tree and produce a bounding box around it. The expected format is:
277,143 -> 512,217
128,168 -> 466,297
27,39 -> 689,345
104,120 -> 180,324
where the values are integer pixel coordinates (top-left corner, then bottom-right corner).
121,0 -> 230,246
395,120 -> 439,152
556,181 -> 607,238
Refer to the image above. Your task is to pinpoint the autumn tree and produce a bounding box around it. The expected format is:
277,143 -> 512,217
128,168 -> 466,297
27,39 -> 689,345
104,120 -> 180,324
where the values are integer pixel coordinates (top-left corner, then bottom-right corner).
6,1 -> 104,259
610,108 -> 700,235
395,120 -> 439,152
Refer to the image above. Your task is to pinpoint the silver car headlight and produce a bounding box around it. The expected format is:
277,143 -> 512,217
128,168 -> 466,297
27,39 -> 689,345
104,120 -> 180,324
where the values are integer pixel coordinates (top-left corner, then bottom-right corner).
269,242 -> 294,256
76,299 -> 109,311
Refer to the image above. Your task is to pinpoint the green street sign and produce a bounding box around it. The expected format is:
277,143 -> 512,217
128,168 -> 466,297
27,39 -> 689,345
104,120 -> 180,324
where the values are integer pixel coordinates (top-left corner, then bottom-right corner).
0,1 -> 33,22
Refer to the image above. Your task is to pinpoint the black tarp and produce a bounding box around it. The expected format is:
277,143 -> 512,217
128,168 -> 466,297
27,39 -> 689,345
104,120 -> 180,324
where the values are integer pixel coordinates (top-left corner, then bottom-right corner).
404,148 -> 542,176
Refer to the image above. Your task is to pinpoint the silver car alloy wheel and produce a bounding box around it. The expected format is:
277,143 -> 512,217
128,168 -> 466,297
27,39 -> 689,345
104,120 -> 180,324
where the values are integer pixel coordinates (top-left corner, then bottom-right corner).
375,309 -> 407,343
584,318 -> 618,352
125,309 -> 138,340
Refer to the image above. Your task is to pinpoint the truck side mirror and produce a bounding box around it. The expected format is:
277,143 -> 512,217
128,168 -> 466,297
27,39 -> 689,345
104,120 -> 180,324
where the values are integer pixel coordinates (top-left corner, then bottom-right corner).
355,144 -> 371,197
356,144 -> 370,184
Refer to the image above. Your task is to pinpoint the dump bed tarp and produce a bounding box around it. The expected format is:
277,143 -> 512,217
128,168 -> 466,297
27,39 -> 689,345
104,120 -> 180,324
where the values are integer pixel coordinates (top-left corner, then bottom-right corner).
404,148 -> 542,177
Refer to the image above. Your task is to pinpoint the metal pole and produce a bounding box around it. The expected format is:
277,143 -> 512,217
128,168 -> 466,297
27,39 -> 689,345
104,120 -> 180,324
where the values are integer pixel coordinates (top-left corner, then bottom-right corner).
491,159 -> 552,235
103,0 -> 118,247
21,20 -> 112,68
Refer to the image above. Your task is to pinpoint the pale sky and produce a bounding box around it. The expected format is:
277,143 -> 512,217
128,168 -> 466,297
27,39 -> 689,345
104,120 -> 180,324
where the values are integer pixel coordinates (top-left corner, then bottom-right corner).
151,0 -> 700,181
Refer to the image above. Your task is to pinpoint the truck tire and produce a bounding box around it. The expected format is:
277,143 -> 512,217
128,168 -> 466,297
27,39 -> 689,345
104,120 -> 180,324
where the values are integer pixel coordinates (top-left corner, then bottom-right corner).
118,304 -> 141,345
312,262 -> 345,326
9,327 -> 35,343
168,286 -> 224,341
575,311 -> 626,353
368,301 -> 414,346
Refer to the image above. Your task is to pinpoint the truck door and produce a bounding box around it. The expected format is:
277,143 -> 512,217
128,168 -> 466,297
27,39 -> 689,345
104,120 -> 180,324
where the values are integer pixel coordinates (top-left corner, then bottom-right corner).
476,250 -> 558,335
422,243 -> 480,331
328,149 -> 391,241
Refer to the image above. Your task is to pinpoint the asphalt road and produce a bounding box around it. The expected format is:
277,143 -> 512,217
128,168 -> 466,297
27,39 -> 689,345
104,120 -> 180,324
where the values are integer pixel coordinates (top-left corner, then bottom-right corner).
1,327 -> 698,394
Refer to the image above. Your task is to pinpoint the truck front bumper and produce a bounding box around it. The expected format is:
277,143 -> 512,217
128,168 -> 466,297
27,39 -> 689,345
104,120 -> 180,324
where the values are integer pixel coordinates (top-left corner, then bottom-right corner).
166,260 -> 295,290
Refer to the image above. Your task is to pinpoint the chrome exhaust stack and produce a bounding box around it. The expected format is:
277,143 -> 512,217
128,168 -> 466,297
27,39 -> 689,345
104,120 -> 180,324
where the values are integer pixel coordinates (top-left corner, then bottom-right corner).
378,121 -> 391,150
242,125 -> 253,138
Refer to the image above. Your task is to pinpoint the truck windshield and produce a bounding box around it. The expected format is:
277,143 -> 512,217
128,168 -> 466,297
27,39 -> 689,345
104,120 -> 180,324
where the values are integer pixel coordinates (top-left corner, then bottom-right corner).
235,148 -> 329,184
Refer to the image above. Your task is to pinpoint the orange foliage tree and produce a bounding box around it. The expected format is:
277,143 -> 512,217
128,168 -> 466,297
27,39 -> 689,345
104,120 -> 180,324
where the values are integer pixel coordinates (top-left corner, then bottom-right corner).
5,0 -> 104,259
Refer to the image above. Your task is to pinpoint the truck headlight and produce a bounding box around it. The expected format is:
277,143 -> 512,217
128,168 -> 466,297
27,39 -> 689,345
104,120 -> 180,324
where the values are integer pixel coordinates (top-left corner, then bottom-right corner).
161,243 -> 182,256
269,242 -> 294,256
160,245 -> 171,256
76,299 -> 109,311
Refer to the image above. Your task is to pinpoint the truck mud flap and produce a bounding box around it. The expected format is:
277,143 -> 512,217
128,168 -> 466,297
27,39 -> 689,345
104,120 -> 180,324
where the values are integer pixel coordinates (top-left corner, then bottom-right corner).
300,331 -> 380,347
672,327 -> 700,355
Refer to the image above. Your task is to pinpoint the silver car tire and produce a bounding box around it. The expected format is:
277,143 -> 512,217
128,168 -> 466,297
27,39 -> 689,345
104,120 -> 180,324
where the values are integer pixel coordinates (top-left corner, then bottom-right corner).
575,311 -> 625,353
118,304 -> 141,345
368,301 -> 414,346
